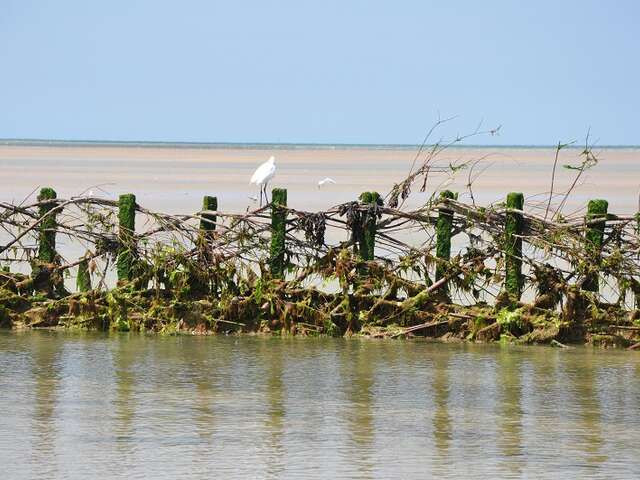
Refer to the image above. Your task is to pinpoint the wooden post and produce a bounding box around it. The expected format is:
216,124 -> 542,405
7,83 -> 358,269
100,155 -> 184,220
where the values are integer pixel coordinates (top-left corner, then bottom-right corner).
269,188 -> 287,278
505,192 -> 524,300
117,194 -> 136,282
37,187 -> 58,263
77,257 -> 91,292
358,191 -> 381,261
583,199 -> 608,292
191,195 -> 218,295
200,195 -> 217,233
435,190 -> 455,282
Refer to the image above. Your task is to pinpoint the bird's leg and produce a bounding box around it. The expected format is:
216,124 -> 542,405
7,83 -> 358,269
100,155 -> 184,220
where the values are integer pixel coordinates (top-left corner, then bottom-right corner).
259,186 -> 263,208
264,183 -> 270,204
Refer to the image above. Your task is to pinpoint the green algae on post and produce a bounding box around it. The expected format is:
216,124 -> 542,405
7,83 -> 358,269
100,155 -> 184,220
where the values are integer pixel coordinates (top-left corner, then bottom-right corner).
37,187 -> 58,263
435,190 -> 455,283
358,191 -> 381,261
583,199 -> 608,292
504,192 -> 524,300
270,188 -> 287,278
77,257 -> 91,292
190,195 -> 219,295
117,193 -> 136,282
200,195 -> 217,232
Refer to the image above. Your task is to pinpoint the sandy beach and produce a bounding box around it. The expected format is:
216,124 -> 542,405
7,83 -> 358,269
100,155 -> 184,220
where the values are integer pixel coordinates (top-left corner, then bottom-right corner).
1,144 -> 638,215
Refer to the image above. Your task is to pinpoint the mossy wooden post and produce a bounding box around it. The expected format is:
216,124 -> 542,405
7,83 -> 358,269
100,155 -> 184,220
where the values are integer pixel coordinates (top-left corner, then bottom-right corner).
192,195 -> 218,294
37,187 -> 58,263
200,195 -> 217,233
358,191 -> 380,261
117,194 -> 136,282
583,199 -> 608,292
436,190 -> 455,282
504,192 -> 524,300
269,188 -> 287,279
77,257 -> 91,292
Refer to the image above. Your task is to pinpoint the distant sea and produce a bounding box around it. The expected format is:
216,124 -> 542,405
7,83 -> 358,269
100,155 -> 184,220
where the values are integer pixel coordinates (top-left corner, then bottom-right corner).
1,138 -> 639,151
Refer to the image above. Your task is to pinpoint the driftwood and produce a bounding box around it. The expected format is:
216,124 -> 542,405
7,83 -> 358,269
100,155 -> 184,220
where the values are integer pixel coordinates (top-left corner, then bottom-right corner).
0,129 -> 639,347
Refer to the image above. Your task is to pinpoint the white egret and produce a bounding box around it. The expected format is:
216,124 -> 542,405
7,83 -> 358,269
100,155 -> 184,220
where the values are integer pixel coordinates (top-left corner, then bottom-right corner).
317,177 -> 336,189
250,156 -> 276,206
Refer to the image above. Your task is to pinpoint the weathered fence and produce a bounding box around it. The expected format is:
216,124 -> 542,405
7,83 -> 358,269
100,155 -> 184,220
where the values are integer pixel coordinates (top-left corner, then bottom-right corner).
0,175 -> 639,346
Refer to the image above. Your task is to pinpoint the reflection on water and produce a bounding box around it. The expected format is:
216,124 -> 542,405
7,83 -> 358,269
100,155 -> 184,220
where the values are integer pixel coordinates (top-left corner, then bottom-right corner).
341,341 -> 375,478
569,352 -> 607,466
190,338 -> 216,441
1,332 -> 640,479
263,340 -> 285,479
496,351 -> 524,477
31,335 -> 62,479
114,337 -> 136,442
432,349 -> 451,458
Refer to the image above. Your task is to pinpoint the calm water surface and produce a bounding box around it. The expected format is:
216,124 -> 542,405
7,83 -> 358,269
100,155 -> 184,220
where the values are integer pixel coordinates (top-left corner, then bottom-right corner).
1,331 -> 639,479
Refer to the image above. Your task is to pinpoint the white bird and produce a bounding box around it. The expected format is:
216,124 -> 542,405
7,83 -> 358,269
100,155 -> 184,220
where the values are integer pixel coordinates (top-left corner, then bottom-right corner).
250,156 -> 276,206
317,177 -> 337,189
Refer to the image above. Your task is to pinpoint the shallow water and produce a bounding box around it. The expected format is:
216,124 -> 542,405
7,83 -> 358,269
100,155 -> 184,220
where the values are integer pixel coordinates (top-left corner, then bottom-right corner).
1,332 -> 639,479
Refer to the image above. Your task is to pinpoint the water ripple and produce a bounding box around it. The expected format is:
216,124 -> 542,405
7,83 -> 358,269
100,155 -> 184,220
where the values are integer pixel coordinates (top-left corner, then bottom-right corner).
1,332 -> 639,479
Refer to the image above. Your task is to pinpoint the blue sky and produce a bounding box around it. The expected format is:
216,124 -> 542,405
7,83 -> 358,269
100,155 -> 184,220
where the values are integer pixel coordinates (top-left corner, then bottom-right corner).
1,0 -> 638,145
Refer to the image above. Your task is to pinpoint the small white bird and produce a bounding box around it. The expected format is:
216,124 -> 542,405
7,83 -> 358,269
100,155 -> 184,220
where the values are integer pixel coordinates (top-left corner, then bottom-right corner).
250,156 -> 276,206
317,177 -> 337,189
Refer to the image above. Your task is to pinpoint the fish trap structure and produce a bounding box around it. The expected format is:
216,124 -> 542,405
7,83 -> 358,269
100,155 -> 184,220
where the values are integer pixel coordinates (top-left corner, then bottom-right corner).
1,178 -> 640,349
2,127 -> 640,349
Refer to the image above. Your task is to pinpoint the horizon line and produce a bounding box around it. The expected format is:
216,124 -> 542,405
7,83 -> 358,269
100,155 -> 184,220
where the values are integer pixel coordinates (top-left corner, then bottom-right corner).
0,137 -> 638,150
